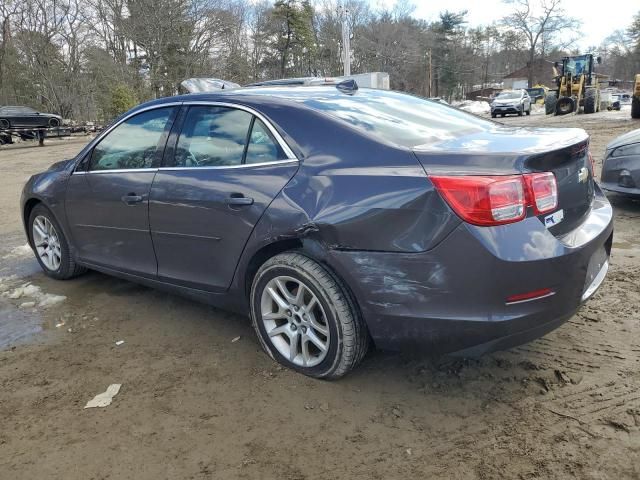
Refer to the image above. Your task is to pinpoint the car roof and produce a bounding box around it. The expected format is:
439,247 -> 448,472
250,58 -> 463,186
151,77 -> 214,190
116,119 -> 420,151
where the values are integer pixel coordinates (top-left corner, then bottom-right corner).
0,105 -> 34,110
132,85 -> 372,112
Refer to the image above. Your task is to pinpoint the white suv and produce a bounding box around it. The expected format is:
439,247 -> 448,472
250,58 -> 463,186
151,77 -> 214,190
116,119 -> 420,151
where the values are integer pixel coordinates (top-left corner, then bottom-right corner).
491,90 -> 531,118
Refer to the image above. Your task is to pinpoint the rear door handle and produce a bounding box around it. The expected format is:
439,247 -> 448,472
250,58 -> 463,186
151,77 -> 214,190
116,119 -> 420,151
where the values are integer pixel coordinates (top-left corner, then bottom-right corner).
225,195 -> 254,206
121,193 -> 144,205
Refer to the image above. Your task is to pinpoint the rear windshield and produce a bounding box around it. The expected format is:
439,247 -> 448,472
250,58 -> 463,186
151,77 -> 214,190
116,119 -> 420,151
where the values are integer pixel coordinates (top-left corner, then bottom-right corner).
295,89 -> 493,148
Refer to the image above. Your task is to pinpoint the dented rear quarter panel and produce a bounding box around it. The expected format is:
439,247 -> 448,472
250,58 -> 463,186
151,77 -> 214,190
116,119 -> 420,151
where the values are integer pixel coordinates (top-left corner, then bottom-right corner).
229,100 -> 462,306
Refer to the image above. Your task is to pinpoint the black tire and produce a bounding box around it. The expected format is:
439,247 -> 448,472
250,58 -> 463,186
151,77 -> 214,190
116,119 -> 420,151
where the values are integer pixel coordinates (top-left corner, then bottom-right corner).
632,97 -> 640,119
545,92 -> 557,115
517,107 -> 523,116
28,204 -> 87,280
48,117 -> 60,128
500,113 -> 505,117
491,113 -> 497,118
584,88 -> 597,114
250,252 -> 368,379
556,96 -> 575,115
0,118 -> 9,129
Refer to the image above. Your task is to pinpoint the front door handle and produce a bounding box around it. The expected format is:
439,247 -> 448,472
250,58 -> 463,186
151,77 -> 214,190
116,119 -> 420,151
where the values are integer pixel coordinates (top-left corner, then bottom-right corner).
225,195 -> 254,206
121,193 -> 143,205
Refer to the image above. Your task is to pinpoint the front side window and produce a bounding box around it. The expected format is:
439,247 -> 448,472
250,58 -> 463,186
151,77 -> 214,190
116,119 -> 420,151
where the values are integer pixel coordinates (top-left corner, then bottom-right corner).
90,108 -> 173,171
175,106 -> 252,167
245,119 -> 285,164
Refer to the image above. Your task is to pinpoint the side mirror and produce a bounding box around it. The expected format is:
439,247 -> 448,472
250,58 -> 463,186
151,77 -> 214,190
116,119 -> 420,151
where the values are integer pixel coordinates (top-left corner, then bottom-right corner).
596,56 -> 602,64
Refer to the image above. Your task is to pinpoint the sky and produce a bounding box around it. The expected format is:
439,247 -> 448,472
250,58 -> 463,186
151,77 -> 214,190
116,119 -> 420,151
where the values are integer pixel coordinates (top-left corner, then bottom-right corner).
373,0 -> 638,50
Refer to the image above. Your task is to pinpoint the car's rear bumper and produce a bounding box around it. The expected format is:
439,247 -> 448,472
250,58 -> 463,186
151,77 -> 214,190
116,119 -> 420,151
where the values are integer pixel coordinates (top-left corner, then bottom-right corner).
600,154 -> 640,196
327,187 -> 613,355
601,183 -> 640,197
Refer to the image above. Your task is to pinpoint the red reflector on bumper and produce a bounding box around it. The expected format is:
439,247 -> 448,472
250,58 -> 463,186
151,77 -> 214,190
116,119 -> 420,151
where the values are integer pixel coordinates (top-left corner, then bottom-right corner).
506,288 -> 555,305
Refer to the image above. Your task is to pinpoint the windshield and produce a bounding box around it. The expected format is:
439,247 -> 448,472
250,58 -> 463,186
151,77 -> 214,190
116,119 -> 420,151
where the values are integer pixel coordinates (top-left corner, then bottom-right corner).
564,56 -> 589,76
496,92 -> 521,100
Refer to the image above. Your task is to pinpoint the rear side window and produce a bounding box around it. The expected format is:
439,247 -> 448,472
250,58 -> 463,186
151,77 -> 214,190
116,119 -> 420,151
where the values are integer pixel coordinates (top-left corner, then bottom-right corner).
245,119 -> 285,164
175,106 -> 252,167
90,107 -> 173,171
297,89 -> 494,148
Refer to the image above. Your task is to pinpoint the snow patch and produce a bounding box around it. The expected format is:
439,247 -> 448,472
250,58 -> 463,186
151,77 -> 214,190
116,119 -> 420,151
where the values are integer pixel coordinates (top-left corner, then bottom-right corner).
4,282 -> 67,308
0,275 -> 19,293
38,294 -> 67,308
8,284 -> 41,299
2,244 -> 33,260
453,100 -> 491,115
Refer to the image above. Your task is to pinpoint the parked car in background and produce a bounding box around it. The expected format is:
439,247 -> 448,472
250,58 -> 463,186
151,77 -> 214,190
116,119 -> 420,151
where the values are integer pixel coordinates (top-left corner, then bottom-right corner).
491,90 -> 531,117
21,85 -> 612,378
525,86 -> 546,104
601,128 -> 640,197
0,106 -> 62,129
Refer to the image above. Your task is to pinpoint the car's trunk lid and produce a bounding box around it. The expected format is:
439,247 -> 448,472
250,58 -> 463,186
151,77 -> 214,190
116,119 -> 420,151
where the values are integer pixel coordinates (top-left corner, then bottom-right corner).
413,127 -> 594,236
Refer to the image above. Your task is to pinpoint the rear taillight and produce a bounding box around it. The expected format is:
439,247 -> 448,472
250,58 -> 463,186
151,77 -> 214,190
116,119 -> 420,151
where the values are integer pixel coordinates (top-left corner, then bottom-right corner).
431,173 -> 558,227
430,175 -> 525,226
526,172 -> 557,214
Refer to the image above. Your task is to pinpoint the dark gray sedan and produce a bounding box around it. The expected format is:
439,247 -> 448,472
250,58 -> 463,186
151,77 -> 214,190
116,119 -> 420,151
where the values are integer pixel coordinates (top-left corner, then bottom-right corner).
0,106 -> 62,129
601,128 -> 640,197
20,86 -> 613,378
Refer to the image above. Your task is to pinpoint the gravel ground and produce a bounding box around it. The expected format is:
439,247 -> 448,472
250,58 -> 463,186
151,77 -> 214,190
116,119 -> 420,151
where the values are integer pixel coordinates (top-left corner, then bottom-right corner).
1,111 -> 639,479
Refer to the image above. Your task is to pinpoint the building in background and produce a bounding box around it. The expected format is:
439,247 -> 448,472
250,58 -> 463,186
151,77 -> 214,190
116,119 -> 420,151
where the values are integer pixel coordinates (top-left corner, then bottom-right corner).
502,60 -> 555,89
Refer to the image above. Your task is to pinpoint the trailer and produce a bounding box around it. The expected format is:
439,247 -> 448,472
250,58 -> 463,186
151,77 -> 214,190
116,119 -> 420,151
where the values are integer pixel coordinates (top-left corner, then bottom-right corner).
0,126 -> 72,146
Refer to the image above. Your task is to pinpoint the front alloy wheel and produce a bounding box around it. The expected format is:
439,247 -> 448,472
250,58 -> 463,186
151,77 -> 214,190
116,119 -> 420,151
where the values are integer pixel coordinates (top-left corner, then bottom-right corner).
250,252 -> 368,379
32,215 -> 62,271
28,204 -> 86,279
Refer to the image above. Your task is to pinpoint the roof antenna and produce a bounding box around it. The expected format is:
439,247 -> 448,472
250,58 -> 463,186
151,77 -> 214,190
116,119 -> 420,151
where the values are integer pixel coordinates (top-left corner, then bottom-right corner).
336,79 -> 358,95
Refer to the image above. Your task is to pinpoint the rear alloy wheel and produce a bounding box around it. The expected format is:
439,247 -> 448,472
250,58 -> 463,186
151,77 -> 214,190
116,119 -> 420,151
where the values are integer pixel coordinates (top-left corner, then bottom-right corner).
48,117 -> 60,128
250,252 -> 368,379
0,118 -> 9,129
29,204 -> 86,280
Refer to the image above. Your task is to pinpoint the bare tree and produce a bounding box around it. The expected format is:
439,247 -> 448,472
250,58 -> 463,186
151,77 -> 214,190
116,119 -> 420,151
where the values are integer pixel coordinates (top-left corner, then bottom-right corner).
501,0 -> 578,87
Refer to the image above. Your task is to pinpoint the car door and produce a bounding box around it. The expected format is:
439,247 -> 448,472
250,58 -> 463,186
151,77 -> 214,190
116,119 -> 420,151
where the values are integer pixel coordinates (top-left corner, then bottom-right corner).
65,106 -> 177,276
149,104 -> 299,291
17,107 -> 41,127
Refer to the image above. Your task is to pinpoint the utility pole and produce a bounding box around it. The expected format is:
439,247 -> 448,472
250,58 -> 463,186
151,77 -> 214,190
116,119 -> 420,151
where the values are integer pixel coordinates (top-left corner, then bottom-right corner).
426,49 -> 432,98
339,6 -> 351,76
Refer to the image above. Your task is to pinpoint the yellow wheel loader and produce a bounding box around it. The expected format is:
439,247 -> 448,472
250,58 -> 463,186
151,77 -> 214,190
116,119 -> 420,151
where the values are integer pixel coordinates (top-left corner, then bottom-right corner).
545,54 -> 601,115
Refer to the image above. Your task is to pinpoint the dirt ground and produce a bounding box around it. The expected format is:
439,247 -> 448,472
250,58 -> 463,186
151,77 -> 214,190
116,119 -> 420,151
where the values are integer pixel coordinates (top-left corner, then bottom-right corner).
1,111 -> 640,479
